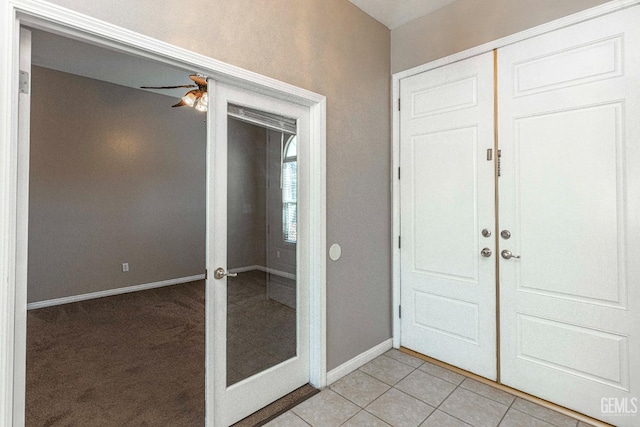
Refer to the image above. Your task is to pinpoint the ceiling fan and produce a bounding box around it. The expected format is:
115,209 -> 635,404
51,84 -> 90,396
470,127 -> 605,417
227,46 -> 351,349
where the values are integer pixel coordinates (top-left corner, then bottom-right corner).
141,74 -> 209,112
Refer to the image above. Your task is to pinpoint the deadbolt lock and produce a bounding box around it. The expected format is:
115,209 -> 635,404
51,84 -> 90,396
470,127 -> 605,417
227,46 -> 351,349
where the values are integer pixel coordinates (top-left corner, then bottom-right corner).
480,248 -> 492,257
482,229 -> 492,237
500,230 -> 511,239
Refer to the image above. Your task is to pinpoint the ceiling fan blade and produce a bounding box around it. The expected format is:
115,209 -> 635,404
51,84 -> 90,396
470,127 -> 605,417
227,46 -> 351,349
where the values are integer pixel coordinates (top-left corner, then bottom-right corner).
184,89 -> 203,98
189,74 -> 208,87
140,84 -> 197,89
172,99 -> 187,107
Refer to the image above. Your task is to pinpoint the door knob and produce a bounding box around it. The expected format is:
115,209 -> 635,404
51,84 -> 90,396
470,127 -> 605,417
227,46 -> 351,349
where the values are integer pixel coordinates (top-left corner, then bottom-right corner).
480,248 -> 492,257
213,267 -> 238,280
501,250 -> 520,260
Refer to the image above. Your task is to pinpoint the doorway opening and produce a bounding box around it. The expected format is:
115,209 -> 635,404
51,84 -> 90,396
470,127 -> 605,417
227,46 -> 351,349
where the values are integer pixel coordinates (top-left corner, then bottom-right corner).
25,27 -> 208,425
4,5 -> 326,425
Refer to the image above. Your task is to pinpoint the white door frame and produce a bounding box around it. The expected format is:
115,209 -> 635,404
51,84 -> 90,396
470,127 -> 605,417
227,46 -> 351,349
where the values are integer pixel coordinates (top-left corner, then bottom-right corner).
0,1 -> 327,425
391,0 -> 639,350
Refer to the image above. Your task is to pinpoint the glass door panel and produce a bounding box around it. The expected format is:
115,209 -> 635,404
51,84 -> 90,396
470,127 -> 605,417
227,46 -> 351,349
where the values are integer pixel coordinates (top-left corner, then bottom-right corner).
226,115 -> 298,386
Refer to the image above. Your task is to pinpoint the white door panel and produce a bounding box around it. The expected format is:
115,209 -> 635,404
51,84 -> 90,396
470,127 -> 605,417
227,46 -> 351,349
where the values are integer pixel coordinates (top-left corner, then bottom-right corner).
400,51 -> 496,380
498,6 -> 640,425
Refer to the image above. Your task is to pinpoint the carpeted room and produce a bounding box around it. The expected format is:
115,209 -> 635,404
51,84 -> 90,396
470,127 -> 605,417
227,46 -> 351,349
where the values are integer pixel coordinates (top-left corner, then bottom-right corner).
25,39 -> 303,425
25,55 -> 207,424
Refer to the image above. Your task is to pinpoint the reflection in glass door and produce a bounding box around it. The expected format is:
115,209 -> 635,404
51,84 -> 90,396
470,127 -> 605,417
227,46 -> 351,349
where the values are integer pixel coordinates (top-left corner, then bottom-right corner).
225,107 -> 298,386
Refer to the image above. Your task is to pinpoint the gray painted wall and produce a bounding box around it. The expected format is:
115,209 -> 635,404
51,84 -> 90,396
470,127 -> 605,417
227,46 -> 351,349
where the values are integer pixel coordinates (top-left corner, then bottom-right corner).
42,0 -> 393,370
28,66 -> 207,303
391,0 -> 611,73
29,69 -> 284,303
227,118 -> 267,270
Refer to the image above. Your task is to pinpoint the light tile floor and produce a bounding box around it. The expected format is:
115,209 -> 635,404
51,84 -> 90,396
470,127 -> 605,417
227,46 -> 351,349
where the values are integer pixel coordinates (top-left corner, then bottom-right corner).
266,349 -> 595,427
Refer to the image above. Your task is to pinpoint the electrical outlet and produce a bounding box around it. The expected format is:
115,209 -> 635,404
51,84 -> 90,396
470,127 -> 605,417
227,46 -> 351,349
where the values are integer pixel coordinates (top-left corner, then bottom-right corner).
276,250 -> 281,258
122,263 -> 129,272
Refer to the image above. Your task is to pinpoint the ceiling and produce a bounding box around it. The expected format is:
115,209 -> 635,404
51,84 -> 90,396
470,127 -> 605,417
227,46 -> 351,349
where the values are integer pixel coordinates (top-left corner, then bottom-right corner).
30,29 -> 194,101
349,0 -> 458,29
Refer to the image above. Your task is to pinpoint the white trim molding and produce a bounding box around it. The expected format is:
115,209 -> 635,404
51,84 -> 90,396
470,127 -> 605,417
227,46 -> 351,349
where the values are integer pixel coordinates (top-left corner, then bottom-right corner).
26,274 -> 206,310
1,0 -> 327,424
390,0 -> 639,361
0,2 -> 19,424
393,0 -> 640,80
326,339 -> 393,385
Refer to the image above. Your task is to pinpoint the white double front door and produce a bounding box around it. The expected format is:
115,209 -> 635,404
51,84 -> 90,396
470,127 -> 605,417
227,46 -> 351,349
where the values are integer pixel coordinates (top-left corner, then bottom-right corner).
400,6 -> 640,425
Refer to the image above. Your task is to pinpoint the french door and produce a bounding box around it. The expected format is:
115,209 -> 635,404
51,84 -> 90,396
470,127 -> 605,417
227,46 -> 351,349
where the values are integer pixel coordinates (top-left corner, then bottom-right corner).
399,51 -> 497,381
208,82 -> 310,426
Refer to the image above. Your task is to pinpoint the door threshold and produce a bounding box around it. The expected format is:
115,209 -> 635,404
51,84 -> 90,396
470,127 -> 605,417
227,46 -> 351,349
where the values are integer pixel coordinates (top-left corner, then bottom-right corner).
232,384 -> 320,427
400,347 -> 613,427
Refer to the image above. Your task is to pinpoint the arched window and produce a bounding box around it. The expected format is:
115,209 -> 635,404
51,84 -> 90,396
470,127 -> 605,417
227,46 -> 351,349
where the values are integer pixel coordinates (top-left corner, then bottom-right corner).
282,136 -> 297,243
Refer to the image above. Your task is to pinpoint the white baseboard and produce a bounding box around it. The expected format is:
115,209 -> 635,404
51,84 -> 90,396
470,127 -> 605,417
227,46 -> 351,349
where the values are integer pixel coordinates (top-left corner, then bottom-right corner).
27,274 -> 206,310
326,338 -> 393,385
229,264 -> 296,280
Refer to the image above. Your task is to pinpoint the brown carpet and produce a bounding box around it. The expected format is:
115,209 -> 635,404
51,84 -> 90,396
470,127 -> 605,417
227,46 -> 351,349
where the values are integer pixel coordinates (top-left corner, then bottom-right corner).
26,281 -> 206,426
26,271 -> 309,426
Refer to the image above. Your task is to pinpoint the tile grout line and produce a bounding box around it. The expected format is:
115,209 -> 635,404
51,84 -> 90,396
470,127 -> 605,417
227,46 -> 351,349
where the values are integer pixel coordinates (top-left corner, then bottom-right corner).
332,369 -> 392,409
364,410 -> 393,427
389,354 -> 468,425
384,353 -> 474,426
297,412 -> 313,427
382,384 -> 434,427
337,409 -> 361,427
362,358 -> 431,427
496,393 -> 517,426
429,381 -> 474,426
340,409 -> 392,427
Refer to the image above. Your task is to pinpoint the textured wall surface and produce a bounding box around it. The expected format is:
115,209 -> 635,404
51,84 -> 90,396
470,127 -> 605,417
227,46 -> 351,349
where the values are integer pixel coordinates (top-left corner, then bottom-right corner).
28,66 -> 206,303
391,0 -> 611,72
41,0 -> 392,370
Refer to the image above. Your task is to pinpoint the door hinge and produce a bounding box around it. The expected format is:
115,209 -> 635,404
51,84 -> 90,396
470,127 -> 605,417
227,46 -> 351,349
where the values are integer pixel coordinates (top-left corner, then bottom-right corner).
398,98 -> 401,111
398,236 -> 401,249
497,149 -> 502,177
398,167 -> 401,179
19,70 -> 29,94
205,269 -> 208,280
399,305 -> 402,318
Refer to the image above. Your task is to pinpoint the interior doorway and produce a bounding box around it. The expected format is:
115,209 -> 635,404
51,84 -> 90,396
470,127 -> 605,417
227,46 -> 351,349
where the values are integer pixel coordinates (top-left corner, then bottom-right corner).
24,27 -> 208,425
4,5 -> 327,425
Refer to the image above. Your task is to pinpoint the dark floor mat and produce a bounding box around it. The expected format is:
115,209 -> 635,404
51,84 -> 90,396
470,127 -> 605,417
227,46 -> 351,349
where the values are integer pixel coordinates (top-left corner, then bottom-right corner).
232,384 -> 320,427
